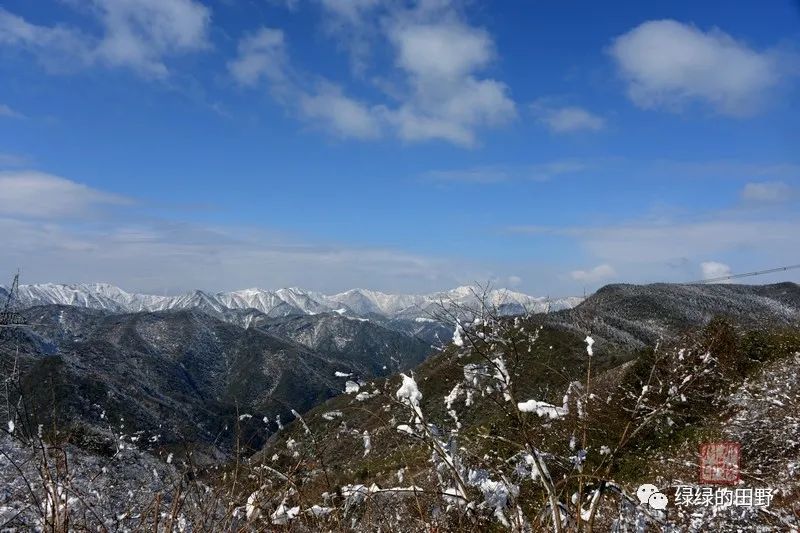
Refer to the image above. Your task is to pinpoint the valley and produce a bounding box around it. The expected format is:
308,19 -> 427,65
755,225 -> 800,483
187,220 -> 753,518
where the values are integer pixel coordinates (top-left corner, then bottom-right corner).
1,281 -> 799,531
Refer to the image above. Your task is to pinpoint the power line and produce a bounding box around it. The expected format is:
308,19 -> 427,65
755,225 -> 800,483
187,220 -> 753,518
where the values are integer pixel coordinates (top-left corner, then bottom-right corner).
571,263 -> 800,298
690,263 -> 800,285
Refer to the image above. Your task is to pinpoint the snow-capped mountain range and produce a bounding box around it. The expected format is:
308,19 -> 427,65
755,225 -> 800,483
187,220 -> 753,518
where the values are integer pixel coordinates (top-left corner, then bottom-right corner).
8,283 -> 583,321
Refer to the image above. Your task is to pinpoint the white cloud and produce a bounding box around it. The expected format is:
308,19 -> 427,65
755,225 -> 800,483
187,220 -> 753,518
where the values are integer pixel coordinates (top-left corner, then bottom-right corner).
0,168 -> 516,294
319,0 -> 381,25
528,160 -> 587,181
385,19 -> 516,146
392,22 -> 492,80
0,190 -> 482,295
0,0 -> 211,79
0,8 -> 93,71
228,28 -> 384,139
570,264 -> 616,283
609,19 -> 785,116
424,166 -> 510,184
93,0 -> 211,78
510,218 -> 800,266
298,84 -> 384,139
649,160 -> 800,180
0,103 -> 24,119
0,171 -> 131,218
228,28 -> 287,87
506,275 -> 522,287
423,159 -> 588,184
317,0 -> 382,74
700,261 -> 732,282
268,0 -> 300,10
0,153 -> 29,167
532,102 -> 605,133
508,213 -> 800,289
387,77 -> 515,146
741,181 -> 795,203
0,216 -> 470,293
233,2 -> 516,146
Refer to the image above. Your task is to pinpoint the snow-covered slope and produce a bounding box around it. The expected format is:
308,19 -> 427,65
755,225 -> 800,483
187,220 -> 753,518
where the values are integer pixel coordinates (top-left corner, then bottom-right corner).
15,283 -> 169,313
322,288 -> 421,317
10,283 -> 581,321
320,286 -> 580,318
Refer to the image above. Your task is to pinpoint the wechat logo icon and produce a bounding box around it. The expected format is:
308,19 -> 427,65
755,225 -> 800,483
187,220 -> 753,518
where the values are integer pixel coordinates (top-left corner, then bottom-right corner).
637,484 -> 668,510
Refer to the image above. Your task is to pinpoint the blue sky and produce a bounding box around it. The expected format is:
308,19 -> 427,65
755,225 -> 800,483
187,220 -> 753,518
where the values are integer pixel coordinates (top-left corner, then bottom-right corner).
0,0 -> 799,295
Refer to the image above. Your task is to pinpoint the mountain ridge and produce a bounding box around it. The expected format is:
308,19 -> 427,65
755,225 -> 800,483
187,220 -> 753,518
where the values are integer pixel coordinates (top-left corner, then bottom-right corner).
3,302 -> 436,460
3,281 -> 800,530
4,282 -> 583,321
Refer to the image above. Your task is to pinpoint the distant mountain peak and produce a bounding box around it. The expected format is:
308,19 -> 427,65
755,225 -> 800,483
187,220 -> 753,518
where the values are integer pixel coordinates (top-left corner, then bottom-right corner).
446,285 -> 481,296
11,282 -> 583,321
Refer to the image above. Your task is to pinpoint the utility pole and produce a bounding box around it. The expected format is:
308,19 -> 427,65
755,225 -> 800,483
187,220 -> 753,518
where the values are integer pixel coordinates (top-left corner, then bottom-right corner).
1,270 -> 31,438
0,270 -> 26,328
